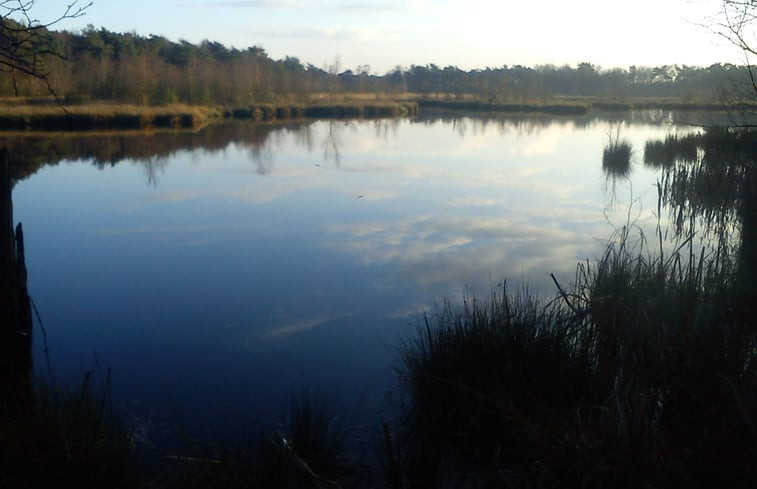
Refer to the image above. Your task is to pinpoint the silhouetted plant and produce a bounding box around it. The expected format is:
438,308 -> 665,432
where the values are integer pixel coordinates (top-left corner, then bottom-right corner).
395,206 -> 756,488
602,133 -> 632,177
0,371 -> 139,488
644,133 -> 701,168
170,392 -> 365,489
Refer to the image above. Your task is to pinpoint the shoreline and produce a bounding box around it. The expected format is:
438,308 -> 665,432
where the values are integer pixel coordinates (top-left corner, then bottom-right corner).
0,97 -> 751,131
0,100 -> 420,131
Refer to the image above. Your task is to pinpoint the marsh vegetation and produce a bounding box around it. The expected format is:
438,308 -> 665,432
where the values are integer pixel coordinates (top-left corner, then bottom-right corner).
389,126 -> 757,488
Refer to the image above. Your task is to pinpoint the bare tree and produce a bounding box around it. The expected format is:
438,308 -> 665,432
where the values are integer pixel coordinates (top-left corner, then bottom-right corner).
0,0 -> 91,94
698,0 -> 757,126
706,1 -> 756,94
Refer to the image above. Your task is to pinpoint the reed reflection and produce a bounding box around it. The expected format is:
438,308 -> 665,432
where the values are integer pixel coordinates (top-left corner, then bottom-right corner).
644,127 -> 757,291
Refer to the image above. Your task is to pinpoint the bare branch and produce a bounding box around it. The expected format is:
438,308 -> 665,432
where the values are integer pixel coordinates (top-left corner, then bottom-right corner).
0,0 -> 91,87
704,0 -> 756,57
701,0 -> 757,110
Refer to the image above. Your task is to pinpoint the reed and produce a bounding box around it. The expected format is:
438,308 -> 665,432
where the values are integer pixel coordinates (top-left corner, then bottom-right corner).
0,371 -> 138,488
603,139 -> 633,176
417,99 -> 590,115
225,102 -> 416,121
169,392 -> 365,488
644,133 -> 701,168
395,220 -> 756,488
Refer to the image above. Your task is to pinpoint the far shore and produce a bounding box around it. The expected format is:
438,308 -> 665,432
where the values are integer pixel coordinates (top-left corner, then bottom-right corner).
0,95 -> 750,131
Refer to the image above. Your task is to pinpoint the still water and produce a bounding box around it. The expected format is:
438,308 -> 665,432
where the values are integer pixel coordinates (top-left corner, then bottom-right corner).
12,112 -> 695,437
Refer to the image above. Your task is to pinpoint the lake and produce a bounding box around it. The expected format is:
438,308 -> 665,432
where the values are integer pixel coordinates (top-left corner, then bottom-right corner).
10,111 -> 702,441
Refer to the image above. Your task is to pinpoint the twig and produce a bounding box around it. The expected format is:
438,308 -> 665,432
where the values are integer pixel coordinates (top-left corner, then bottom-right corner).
30,296 -> 53,382
550,273 -> 580,317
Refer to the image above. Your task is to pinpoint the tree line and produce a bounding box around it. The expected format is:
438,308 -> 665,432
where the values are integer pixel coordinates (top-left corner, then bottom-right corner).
0,22 -> 753,105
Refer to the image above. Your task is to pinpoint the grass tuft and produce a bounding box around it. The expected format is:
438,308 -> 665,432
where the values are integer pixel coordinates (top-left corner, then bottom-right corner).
603,139 -> 633,176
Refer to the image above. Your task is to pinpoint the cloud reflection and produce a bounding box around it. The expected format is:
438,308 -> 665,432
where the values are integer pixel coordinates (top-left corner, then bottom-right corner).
326,210 -> 606,293
261,312 -> 356,339
262,317 -> 331,338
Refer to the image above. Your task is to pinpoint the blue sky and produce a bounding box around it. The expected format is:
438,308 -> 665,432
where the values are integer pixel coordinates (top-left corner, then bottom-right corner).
25,0 -> 743,73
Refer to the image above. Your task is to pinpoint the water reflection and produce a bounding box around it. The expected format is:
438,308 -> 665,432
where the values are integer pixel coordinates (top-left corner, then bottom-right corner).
3,110 -> 725,187
644,127 -> 757,285
323,120 -> 346,166
2,122 -> 302,183
10,112 -> 707,437
326,212 -> 597,294
140,158 -> 170,186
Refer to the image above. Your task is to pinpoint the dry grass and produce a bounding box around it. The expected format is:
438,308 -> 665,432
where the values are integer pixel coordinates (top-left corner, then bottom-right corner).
0,102 -> 222,130
0,101 -> 218,118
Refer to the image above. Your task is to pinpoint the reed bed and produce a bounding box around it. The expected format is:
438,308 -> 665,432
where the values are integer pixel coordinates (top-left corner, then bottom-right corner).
394,222 -> 756,488
0,103 -> 221,130
417,99 -> 590,115
226,102 -> 417,121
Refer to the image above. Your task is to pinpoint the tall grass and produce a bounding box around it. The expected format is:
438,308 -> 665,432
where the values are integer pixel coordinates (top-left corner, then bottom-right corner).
169,392 -> 365,488
0,370 -> 139,488
395,222 -> 756,488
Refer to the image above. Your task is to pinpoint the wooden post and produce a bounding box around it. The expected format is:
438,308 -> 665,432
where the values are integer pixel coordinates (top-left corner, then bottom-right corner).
1,147 -> 33,417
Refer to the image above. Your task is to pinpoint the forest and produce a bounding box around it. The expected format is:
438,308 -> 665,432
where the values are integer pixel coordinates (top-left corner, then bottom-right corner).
1,22 -> 753,105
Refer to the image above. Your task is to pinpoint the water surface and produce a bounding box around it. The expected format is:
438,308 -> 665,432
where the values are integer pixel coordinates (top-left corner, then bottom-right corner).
12,112 -> 694,437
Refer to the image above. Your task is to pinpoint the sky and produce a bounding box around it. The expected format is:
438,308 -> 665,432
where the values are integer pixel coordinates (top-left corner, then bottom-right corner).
22,0 -> 745,74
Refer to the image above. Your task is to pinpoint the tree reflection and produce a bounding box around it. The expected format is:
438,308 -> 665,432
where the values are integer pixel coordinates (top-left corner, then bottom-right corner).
0,122 -> 313,183
414,108 -> 722,134
373,118 -> 401,142
0,119 -> 363,183
139,157 -> 169,186
322,120 -> 354,167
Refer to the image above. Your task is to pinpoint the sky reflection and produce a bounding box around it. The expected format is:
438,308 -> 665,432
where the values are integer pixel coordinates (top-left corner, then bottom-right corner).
12,114 -> 691,434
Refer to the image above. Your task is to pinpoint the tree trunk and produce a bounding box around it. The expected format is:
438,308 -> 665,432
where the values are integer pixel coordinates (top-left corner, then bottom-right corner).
1,147 -> 32,418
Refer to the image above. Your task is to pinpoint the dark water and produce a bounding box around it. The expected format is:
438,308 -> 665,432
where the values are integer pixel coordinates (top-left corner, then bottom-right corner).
11,113 -> 698,439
